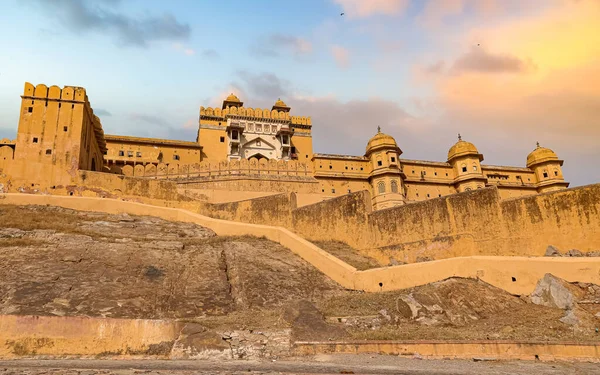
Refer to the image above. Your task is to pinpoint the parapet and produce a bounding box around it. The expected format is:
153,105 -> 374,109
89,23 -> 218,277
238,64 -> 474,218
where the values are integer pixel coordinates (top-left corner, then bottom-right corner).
23,82 -> 88,103
200,105 -> 311,126
22,82 -> 107,154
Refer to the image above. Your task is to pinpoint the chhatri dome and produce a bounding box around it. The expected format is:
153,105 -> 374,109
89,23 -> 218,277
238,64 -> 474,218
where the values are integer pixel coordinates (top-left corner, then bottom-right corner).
222,93 -> 243,109
447,134 -> 482,161
272,98 -> 291,112
225,93 -> 241,102
526,142 -> 560,168
365,127 -> 400,156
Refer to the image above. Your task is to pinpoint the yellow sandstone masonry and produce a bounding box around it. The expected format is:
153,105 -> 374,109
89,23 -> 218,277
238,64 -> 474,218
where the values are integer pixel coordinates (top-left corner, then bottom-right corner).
1,193 -> 599,296
0,315 -> 183,357
0,82 -> 572,213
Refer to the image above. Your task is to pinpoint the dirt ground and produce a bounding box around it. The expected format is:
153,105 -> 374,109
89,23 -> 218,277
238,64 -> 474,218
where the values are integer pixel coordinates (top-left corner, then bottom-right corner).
0,356 -> 599,375
0,205 -> 599,342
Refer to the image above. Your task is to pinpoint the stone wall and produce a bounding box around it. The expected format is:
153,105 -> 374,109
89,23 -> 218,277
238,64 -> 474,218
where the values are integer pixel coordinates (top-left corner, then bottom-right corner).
119,159 -> 312,179
178,175 -> 319,194
200,193 -> 295,227
271,184 -> 600,265
292,191 -> 372,247
1,193 -> 600,296
72,171 -> 184,201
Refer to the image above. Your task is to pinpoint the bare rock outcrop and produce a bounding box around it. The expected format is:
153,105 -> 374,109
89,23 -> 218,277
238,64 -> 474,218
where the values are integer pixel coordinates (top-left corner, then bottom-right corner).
530,273 -> 584,310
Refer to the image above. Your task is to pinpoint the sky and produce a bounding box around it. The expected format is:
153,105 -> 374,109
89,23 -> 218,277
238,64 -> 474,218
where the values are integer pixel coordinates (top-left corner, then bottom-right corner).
0,0 -> 598,186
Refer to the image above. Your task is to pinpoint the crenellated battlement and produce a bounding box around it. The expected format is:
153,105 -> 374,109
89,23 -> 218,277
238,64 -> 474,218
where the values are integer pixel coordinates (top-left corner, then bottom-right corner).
22,82 -> 88,103
200,106 -> 311,126
116,158 -> 312,179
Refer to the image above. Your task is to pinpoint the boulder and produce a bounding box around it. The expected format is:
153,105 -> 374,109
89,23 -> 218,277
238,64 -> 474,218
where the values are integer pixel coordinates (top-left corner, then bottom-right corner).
530,274 -> 584,309
586,251 -> 600,257
566,249 -> 583,257
544,245 -> 562,257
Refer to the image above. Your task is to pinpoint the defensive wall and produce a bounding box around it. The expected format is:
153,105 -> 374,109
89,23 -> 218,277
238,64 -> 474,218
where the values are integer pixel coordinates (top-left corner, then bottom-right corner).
3,314 -> 599,360
1,193 -> 600,297
189,184 -> 600,265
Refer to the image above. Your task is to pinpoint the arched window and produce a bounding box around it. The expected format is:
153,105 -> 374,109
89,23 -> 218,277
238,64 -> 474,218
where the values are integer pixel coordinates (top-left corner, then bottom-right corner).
461,163 -> 467,172
378,181 -> 385,194
465,187 -> 472,191
391,180 -> 398,193
472,164 -> 477,171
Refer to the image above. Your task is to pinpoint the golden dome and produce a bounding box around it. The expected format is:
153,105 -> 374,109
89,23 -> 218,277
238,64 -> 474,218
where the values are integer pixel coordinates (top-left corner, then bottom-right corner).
366,127 -> 399,155
274,98 -> 288,108
526,143 -> 559,167
447,135 -> 480,161
225,93 -> 241,103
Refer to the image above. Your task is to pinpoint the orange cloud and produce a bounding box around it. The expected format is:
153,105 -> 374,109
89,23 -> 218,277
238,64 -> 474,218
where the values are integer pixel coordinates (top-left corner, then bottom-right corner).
333,0 -> 409,18
422,0 -> 600,150
331,45 -> 350,69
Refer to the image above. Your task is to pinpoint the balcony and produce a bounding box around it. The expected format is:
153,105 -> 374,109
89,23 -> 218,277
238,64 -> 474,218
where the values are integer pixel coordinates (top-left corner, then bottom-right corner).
277,124 -> 292,135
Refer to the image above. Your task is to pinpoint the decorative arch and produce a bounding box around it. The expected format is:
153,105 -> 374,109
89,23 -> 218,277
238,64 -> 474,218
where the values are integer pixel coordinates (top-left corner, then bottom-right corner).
248,153 -> 269,161
377,181 -> 386,194
391,180 -> 398,193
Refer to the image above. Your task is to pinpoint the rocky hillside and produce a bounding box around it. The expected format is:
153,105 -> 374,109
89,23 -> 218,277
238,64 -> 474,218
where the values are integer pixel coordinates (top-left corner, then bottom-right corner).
0,205 -> 343,319
0,204 -> 598,342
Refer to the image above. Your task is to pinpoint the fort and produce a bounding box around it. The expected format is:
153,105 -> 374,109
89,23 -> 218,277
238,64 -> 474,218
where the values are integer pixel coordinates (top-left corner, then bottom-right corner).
0,82 -> 597,261
0,82 -> 570,208
0,82 -> 599,364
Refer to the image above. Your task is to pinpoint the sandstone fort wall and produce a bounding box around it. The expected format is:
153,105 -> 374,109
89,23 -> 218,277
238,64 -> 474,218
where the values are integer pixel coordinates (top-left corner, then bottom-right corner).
274,184 -> 600,264
1,193 -> 599,297
291,190 -> 372,247
200,193 -> 295,228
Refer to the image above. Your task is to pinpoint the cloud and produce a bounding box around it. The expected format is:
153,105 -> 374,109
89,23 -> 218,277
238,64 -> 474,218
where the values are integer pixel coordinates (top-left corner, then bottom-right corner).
413,0 -> 600,185
250,34 -> 312,59
129,114 -> 170,127
235,71 -> 293,100
331,45 -> 350,69
127,113 -> 196,141
172,43 -> 195,56
31,0 -> 190,47
450,46 -> 536,74
94,108 -> 112,117
333,0 -> 410,18
200,49 -> 219,60
417,0 -> 466,28
210,70 -> 430,157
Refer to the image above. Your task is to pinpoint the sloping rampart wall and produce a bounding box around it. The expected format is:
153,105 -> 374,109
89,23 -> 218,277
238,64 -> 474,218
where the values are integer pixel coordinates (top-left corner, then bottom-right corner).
1,193 -> 599,296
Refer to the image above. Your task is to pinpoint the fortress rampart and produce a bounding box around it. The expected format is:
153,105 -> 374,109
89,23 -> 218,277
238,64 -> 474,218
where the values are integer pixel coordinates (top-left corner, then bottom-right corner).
195,184 -> 600,265
1,193 -> 599,297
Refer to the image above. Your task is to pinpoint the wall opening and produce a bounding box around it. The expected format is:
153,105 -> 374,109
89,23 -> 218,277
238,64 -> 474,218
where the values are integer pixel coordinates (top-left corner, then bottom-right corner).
45,149 -> 52,155
33,137 -> 38,143
220,136 -> 225,143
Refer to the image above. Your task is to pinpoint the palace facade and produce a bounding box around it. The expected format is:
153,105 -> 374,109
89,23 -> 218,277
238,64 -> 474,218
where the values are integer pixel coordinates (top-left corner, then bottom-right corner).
0,83 -> 569,209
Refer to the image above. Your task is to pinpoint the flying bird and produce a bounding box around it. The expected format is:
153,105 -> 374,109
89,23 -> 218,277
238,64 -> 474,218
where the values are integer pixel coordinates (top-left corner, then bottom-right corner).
340,12 -> 344,16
